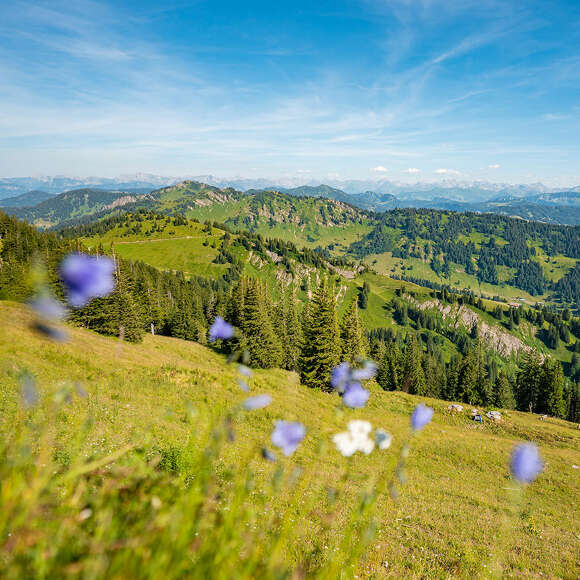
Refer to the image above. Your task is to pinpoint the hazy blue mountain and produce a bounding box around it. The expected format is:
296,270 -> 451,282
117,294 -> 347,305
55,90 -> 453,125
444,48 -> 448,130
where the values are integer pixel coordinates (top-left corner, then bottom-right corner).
0,190 -> 55,207
5,188 -> 149,226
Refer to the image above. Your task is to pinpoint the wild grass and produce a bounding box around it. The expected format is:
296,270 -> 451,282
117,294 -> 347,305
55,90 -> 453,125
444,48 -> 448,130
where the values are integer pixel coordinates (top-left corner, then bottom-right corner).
0,301 -> 578,578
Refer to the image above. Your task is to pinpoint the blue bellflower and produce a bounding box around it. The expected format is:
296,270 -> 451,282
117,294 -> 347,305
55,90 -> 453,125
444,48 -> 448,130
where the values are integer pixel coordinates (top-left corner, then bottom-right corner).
331,362 -> 351,393
59,254 -> 115,307
411,404 -> 434,431
511,443 -> 543,483
243,394 -> 272,410
342,382 -> 370,408
209,316 -> 235,342
271,421 -> 306,456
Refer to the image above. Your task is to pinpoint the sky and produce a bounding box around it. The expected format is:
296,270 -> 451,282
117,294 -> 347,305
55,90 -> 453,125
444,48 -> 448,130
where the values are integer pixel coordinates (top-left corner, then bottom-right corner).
0,0 -> 579,186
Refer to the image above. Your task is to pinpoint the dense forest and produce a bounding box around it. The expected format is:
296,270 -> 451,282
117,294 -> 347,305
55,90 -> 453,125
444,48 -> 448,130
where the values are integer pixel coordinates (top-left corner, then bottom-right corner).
1,209 -> 579,423
350,208 -> 580,304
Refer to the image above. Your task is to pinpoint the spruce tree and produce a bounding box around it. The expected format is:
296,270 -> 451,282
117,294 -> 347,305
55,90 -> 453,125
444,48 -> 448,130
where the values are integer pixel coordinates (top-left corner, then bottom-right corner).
540,358 -> 566,418
494,371 -> 515,409
299,279 -> 339,390
241,279 -> 283,368
340,299 -> 366,363
401,334 -> 426,395
377,342 -> 400,391
516,352 -> 543,412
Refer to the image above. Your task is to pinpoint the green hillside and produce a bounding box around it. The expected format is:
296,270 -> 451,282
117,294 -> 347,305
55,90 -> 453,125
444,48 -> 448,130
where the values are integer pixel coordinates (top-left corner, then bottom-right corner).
6,181 -> 579,309
350,209 -> 580,308
63,211 -> 580,380
1,301 -> 579,578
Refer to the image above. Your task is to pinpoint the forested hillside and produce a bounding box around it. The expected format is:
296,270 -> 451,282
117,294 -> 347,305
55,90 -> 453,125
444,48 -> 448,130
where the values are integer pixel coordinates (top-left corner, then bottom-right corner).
350,208 -> 580,307
2,209 -> 579,424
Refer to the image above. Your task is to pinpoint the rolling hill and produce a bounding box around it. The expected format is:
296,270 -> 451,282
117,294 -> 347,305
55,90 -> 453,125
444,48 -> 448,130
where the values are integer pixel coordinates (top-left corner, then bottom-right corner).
0,189 -> 55,207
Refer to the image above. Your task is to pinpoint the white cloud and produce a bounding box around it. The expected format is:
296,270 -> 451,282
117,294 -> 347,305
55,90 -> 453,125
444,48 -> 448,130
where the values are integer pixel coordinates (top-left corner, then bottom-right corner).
435,168 -> 461,175
488,163 -> 500,169
405,167 -> 421,173
372,165 -> 388,172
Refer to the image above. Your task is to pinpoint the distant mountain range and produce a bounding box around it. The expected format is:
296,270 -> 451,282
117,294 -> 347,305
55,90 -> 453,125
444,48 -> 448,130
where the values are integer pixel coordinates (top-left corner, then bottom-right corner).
2,176 -> 580,225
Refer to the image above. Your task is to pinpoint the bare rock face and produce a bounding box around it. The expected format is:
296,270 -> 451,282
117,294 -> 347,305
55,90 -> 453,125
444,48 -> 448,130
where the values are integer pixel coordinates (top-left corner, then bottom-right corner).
410,296 -> 537,358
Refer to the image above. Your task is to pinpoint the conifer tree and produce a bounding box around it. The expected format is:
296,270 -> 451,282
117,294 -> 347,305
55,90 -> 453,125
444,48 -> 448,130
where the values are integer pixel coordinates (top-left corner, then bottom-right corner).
281,286 -> 302,371
377,342 -> 400,391
401,334 -> 426,394
299,279 -> 339,390
540,358 -> 566,418
494,371 -> 515,409
242,279 -> 283,368
516,352 -> 543,412
340,299 -> 366,363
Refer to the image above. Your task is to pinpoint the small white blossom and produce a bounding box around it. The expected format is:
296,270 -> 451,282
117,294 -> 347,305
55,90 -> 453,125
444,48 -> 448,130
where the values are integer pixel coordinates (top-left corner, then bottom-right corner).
333,420 -> 375,456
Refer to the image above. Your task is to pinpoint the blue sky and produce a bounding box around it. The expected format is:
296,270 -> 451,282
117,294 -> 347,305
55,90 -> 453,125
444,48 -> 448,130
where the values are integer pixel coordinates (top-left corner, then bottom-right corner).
0,0 -> 579,186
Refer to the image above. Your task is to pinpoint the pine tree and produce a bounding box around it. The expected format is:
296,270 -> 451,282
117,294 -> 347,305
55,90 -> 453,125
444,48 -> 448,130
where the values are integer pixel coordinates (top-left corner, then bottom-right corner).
539,358 -> 566,418
299,279 -> 340,390
401,334 -> 426,395
340,300 -> 366,363
516,352 -> 543,412
494,371 -> 515,409
282,286 -> 302,371
242,279 -> 283,368
377,342 -> 400,391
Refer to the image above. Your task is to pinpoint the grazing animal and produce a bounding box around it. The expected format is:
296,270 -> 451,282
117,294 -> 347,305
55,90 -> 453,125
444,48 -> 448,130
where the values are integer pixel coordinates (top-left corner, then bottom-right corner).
539,415 -> 548,421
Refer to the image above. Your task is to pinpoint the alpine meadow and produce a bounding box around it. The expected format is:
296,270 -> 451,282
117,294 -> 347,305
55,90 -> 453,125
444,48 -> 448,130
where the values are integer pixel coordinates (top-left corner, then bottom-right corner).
1,1 -> 580,579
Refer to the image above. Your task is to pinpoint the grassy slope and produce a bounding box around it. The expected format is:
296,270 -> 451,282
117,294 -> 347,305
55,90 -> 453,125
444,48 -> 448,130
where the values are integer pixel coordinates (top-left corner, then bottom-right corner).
1,301 -> 579,578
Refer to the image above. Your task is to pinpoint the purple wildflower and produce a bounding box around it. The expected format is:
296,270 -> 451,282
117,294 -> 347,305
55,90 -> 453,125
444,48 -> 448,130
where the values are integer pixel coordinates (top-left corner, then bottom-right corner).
243,394 -> 272,410
238,364 -> 252,377
261,448 -> 277,462
32,321 -> 68,343
29,295 -> 67,321
331,362 -> 351,392
342,381 -> 370,409
59,254 -> 115,307
20,373 -> 38,408
209,316 -> 234,342
351,361 -> 378,381
271,421 -> 306,456
237,378 -> 250,392
411,404 -> 434,431
511,443 -> 543,484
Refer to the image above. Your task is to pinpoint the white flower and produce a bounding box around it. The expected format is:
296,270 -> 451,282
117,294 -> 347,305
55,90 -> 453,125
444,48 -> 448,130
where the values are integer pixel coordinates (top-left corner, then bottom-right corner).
348,420 -> 372,438
333,420 -> 375,456
375,429 -> 393,450
332,432 -> 359,457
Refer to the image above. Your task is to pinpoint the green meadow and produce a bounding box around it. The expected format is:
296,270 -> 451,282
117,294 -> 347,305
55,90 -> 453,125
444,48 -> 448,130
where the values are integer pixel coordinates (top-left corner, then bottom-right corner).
1,301 -> 578,578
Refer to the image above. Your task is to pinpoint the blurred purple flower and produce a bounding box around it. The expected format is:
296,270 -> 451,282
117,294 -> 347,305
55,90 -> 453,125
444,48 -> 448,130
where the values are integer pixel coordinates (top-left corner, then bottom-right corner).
243,394 -> 272,410
511,443 -> 543,484
271,421 -> 306,456
342,382 -> 370,409
59,254 -> 115,307
209,316 -> 234,342
29,295 -> 67,321
238,364 -> 252,377
237,378 -> 250,392
411,404 -> 434,431
261,448 -> 277,462
32,321 -> 68,343
331,362 -> 351,392
20,373 -> 38,408
351,361 -> 378,381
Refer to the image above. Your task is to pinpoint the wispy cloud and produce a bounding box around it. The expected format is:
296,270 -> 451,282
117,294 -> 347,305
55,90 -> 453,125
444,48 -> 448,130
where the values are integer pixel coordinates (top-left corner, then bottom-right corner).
405,167 -> 421,173
435,168 -> 461,175
372,166 -> 388,172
